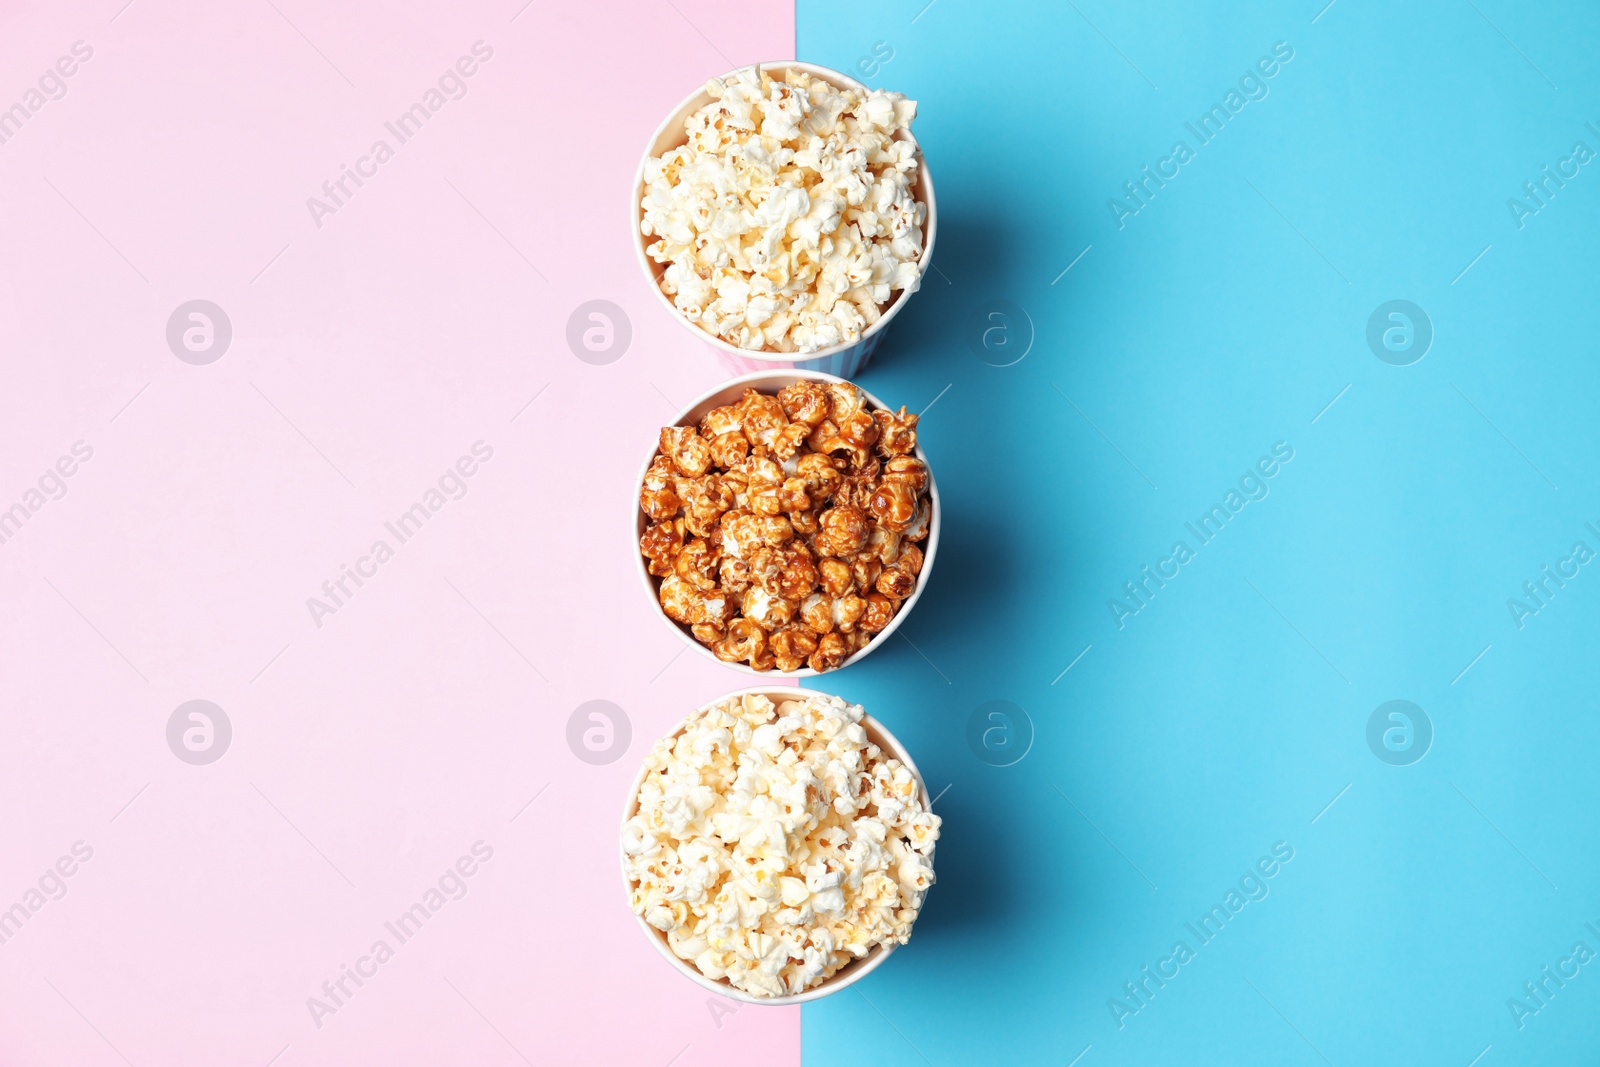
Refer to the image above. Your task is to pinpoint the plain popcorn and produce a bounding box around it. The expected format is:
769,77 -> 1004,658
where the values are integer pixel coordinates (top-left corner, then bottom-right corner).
640,67 -> 926,353
622,692 -> 939,997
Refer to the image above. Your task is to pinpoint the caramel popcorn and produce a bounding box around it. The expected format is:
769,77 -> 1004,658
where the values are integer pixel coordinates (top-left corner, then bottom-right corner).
622,692 -> 940,997
640,379 -> 932,672
640,67 -> 926,353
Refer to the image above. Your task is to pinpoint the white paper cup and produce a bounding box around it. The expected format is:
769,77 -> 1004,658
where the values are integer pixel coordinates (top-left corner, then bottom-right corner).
632,61 -> 937,379
620,685 -> 935,1005
633,369 -> 940,678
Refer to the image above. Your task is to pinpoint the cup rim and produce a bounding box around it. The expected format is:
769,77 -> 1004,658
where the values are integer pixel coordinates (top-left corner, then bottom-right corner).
631,60 -> 938,364
619,684 -> 933,1005
631,368 -> 941,678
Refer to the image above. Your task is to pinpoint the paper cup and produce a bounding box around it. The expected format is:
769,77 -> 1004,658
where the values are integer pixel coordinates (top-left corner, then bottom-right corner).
620,685 -> 935,1005
632,61 -> 937,379
633,369 -> 940,678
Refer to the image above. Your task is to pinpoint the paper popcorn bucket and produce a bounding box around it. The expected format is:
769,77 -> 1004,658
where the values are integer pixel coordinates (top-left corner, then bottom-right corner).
620,685 -> 935,1005
632,61 -> 937,379
632,369 -> 941,678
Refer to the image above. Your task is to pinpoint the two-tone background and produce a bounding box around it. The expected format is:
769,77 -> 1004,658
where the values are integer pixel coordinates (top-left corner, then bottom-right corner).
3,0 -> 1599,1063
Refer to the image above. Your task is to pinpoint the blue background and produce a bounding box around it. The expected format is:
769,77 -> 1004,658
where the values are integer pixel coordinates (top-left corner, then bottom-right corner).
797,0 -> 1600,1063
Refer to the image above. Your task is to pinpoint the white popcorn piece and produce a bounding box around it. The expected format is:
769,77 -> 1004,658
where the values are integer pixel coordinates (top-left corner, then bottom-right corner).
641,68 -> 926,354
622,692 -> 939,997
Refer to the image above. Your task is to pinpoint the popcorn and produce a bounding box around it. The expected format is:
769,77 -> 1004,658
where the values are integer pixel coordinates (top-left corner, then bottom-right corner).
640,67 -> 927,353
640,380 -> 933,672
622,692 -> 940,998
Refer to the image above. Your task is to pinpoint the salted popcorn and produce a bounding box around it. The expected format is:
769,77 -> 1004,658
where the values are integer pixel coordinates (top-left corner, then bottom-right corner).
622,692 -> 940,997
640,67 -> 926,353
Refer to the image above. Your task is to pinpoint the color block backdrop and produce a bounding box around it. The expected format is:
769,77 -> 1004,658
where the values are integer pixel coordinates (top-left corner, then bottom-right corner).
0,1 -> 797,1064
796,0 -> 1600,1065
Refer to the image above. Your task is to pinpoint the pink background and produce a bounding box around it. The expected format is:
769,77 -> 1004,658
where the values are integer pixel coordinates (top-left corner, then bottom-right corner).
0,0 -> 798,1063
